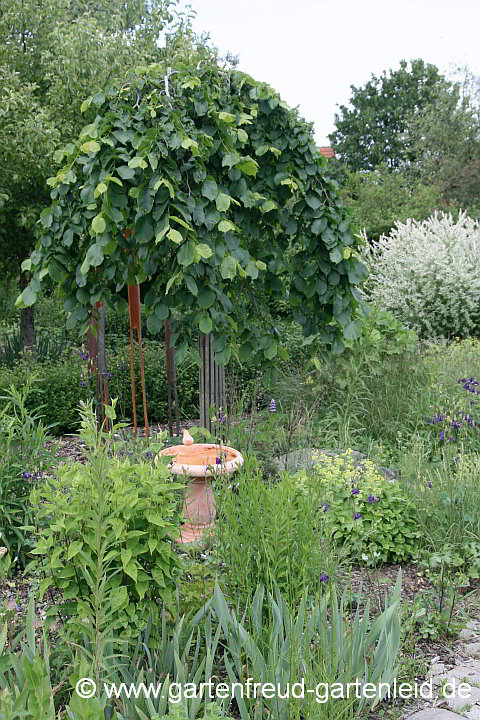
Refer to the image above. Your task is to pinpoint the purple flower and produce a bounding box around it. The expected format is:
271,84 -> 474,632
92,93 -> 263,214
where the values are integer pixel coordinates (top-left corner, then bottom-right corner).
216,457 -> 221,464
79,351 -> 89,361
439,431 -> 445,441
351,488 -> 360,496
319,573 -> 329,583
427,482 -> 432,489
353,512 -> 362,520
367,495 -> 379,503
22,471 -> 32,479
323,504 -> 330,512
80,380 -> 87,387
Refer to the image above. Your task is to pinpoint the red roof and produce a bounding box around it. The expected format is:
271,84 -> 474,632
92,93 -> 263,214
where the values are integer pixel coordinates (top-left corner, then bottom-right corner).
318,146 -> 335,158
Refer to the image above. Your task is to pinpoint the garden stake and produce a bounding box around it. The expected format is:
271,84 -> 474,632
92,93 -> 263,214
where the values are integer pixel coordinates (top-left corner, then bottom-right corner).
127,284 -> 149,437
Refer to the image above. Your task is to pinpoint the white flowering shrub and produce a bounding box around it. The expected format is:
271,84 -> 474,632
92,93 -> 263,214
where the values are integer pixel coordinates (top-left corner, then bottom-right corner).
359,212 -> 480,339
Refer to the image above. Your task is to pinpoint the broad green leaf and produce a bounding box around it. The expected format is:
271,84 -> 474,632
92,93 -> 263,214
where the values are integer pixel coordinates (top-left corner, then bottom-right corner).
95,182 -> 108,196
185,275 -> 198,296
155,303 -> 169,320
167,228 -> 183,244
128,156 -> 148,169
147,314 -> 162,335
154,178 -> 174,197
311,217 -> 328,235
236,158 -> 258,176
196,243 -> 213,259
216,193 -> 231,212
181,137 -> 198,151
255,260 -> 267,271
215,345 -> 231,366
80,141 -> 101,153
85,243 -> 104,267
260,199 -> 276,213
15,287 -> 37,308
198,313 -> 212,333
218,111 -> 235,123
156,220 -> 170,244
91,215 -> 106,234
80,97 -> 92,113
237,128 -> 248,143
67,541 -> 83,560
198,288 -> 215,309
264,342 -> 277,359
218,220 -> 235,233
220,256 -> 237,279
344,321 -> 361,341
202,178 -> 218,201
91,92 -> 105,106
21,259 -> 32,272
329,247 -> 343,264
306,194 -> 322,210
343,247 -> 352,259
117,165 -> 136,180
177,240 -> 196,267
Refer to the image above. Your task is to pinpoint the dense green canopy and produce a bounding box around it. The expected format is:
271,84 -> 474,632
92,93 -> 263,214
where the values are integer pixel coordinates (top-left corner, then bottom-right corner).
18,62 -> 368,366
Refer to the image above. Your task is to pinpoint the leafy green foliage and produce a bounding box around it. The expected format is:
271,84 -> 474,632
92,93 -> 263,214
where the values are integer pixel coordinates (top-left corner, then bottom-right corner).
296,452 -> 420,564
329,59 -> 451,171
26,400 -> 185,644
0,375 -> 58,566
21,61 -> 367,367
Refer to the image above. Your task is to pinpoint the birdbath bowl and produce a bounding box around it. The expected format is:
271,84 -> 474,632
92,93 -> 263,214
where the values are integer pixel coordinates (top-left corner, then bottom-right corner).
157,442 -> 244,543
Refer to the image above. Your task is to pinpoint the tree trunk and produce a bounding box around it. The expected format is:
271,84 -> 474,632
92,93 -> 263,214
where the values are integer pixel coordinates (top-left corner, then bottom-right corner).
19,273 -> 35,352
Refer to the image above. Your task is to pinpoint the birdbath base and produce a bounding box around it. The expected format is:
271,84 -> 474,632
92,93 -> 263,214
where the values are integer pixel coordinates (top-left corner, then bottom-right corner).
156,442 -> 244,545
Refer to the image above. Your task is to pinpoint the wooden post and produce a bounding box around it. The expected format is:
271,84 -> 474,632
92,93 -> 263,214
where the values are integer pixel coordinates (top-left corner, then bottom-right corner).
128,284 -> 149,438
198,334 -> 225,433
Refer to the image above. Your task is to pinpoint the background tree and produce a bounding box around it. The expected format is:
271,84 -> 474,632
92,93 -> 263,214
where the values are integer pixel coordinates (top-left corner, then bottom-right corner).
329,59 -> 451,171
0,0 -> 185,348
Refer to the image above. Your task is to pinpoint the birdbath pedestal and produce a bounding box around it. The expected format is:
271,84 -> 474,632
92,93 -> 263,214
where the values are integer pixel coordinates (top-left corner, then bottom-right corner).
157,440 -> 244,543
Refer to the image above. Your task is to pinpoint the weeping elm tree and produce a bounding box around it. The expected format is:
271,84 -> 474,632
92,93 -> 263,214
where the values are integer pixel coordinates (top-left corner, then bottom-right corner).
17,62 -> 368,384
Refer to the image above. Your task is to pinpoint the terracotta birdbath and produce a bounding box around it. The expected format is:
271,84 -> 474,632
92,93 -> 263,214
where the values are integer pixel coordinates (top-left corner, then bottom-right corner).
157,434 -> 244,543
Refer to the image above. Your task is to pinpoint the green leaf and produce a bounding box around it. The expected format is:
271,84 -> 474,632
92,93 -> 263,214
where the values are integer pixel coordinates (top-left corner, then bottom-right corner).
255,260 -> 267,271
155,303 -> 169,320
80,141 -> 101,153
95,182 -> 108,195
260,199 -> 276,213
80,97 -> 92,113
344,321 -> 361,341
306,194 -> 322,210
220,256 -> 237,279
198,288 -> 215,309
21,259 -> 32,272
185,275 -> 198,296
216,193 -> 231,212
196,243 -> 213,259
91,92 -> 105,106
236,157 -> 258,176
215,345 -> 231,366
67,541 -> 83,560
329,247 -> 343,264
198,313 -> 213,333
218,111 -> 235,123
147,314 -> 162,335
128,156 -> 148,169
264,342 -> 277,359
117,165 -> 136,180
92,215 -> 106,234
177,240 -> 196,267
218,220 -> 235,233
202,178 -> 218,201
170,215 -> 193,231
237,128 -> 248,143
85,243 -> 104,267
15,287 -> 37,308
167,228 -> 183,244
311,217 -> 328,235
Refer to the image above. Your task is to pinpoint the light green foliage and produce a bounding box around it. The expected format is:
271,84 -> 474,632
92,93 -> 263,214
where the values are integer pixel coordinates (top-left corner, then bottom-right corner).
26,400 -> 185,645
20,60 -> 368,367
296,452 -> 420,565
214,464 -> 338,605
158,704 -> 234,720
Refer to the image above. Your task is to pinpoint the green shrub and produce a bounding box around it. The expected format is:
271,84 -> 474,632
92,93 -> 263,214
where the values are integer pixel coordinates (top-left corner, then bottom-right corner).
26,400 -> 185,645
296,451 -> 420,565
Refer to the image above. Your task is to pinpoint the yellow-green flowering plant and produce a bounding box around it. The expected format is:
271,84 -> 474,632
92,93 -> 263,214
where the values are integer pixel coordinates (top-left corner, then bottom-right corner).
296,451 -> 420,565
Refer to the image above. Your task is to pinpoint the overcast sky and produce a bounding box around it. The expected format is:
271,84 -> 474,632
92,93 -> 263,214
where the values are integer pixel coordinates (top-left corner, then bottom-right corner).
186,0 -> 480,144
